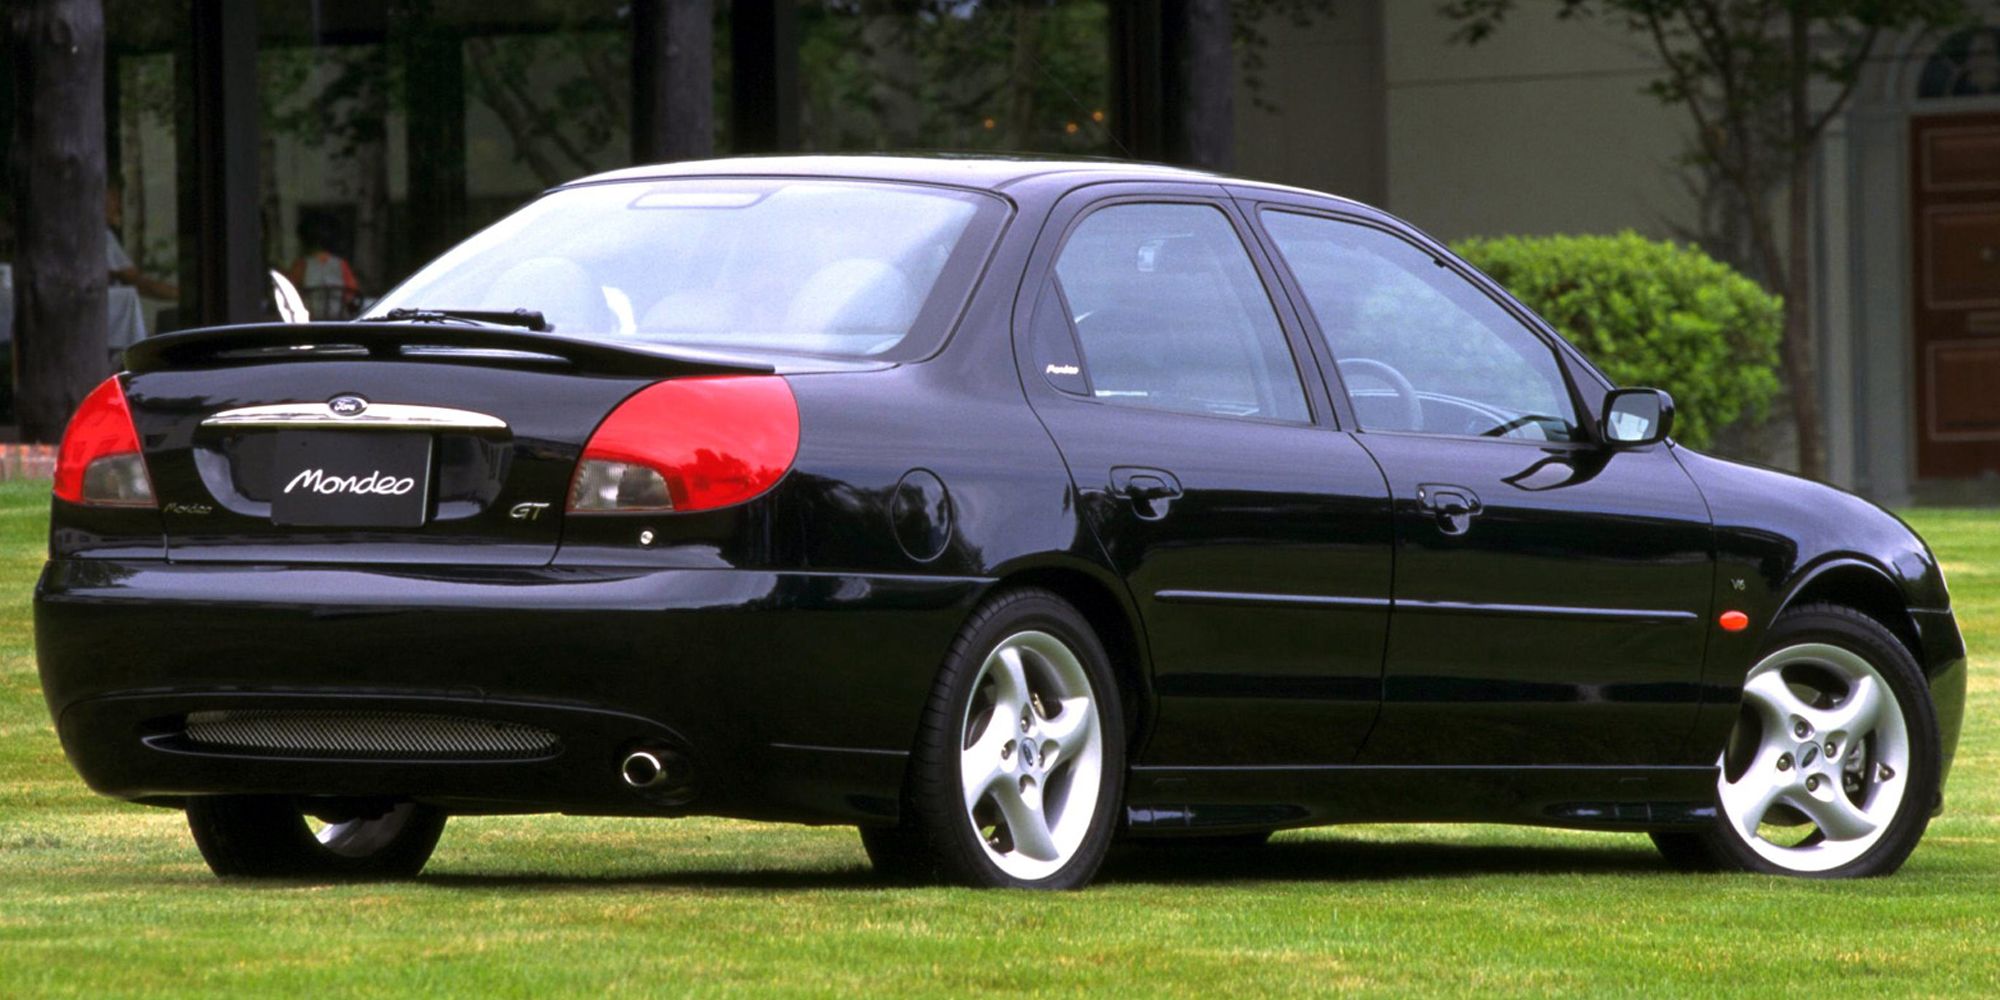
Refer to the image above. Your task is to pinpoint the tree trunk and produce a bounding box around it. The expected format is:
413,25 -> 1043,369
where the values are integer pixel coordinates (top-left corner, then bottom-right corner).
1783,9 -> 1826,481
632,0 -> 713,163
1780,168 -> 1824,481
1183,0 -> 1235,170
8,0 -> 108,442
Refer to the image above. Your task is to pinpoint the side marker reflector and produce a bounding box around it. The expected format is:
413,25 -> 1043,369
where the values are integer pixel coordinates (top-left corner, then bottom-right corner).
1719,610 -> 1750,632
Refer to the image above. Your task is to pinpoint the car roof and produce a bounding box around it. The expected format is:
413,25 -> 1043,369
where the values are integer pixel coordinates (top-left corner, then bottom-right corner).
561,153 -> 1364,207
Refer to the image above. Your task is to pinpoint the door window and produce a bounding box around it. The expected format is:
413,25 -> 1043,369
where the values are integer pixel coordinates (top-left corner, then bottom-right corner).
1261,210 -> 1580,441
1051,203 -> 1310,423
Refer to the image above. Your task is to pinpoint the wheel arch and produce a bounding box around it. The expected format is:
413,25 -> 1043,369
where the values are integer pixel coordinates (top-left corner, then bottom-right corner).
1776,558 -> 1926,673
982,557 -> 1154,750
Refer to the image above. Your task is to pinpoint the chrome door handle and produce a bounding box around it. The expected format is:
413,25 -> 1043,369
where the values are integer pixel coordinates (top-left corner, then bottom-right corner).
1417,483 -> 1481,535
1111,467 -> 1183,520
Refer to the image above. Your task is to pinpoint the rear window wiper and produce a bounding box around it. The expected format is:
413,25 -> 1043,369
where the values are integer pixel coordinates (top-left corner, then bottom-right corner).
366,307 -> 551,332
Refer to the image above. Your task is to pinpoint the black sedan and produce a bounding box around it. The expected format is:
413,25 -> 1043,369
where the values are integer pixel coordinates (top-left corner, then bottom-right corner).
37,156 -> 1965,888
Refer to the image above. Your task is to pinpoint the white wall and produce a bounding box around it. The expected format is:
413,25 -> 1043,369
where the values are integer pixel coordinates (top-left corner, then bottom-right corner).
1381,0 -> 1696,241
1233,0 -> 1387,204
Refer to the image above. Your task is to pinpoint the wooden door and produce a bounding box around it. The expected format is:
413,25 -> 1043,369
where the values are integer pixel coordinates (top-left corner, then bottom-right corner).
1912,111 -> 2000,479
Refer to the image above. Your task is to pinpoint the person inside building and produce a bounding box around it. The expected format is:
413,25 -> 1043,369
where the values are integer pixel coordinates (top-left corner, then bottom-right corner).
106,182 -> 178,302
105,181 -> 173,365
288,215 -> 360,320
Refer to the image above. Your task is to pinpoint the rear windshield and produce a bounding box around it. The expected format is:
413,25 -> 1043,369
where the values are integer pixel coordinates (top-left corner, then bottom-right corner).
369,178 -> 1006,359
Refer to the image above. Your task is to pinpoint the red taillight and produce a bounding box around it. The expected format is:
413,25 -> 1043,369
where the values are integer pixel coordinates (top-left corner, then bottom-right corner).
53,376 -> 156,507
568,376 -> 800,513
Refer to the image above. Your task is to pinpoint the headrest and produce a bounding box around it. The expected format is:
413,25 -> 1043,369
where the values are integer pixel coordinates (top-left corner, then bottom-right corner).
1134,236 -> 1216,276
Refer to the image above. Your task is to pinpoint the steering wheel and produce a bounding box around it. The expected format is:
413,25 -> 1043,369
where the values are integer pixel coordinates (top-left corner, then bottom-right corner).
1337,358 -> 1422,432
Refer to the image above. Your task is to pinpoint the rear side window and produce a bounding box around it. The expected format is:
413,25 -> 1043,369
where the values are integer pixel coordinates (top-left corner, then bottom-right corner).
1051,203 -> 1309,423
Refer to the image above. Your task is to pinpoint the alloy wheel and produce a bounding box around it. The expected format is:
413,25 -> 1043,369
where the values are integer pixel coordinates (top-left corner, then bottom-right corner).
958,630 -> 1104,881
1716,642 -> 1910,873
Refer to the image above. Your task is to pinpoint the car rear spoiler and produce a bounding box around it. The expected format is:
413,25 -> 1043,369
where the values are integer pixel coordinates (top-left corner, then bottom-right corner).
123,322 -> 780,378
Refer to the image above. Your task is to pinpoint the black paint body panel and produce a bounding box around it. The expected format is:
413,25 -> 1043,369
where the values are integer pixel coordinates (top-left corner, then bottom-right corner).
35,156 -> 1966,832
1353,434 -> 1713,766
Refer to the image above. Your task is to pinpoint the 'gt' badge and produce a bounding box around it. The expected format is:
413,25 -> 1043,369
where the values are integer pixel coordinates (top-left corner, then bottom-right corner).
509,502 -> 551,521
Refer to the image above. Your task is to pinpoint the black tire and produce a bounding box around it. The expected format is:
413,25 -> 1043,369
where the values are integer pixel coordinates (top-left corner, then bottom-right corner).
887,587 -> 1126,889
1647,830 -> 1723,872
1658,603 -> 1940,878
856,823 -> 933,884
186,796 -> 447,880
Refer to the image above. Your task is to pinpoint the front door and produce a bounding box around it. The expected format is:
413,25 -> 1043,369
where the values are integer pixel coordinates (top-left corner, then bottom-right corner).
1018,191 -> 1393,767
1911,111 -> 2000,479
1251,205 -> 1715,766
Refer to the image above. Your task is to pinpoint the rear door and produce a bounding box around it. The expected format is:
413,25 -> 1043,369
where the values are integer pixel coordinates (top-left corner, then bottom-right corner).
1247,199 -> 1715,766
1016,185 -> 1393,767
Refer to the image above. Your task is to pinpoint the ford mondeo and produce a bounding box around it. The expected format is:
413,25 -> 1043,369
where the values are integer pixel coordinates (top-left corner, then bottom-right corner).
36,156 -> 1966,888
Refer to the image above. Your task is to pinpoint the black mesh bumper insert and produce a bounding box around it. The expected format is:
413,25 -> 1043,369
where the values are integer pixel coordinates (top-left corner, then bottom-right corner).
179,709 -> 561,760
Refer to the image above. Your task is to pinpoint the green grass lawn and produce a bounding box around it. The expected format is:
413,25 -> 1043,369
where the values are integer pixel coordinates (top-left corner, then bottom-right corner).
0,480 -> 1994,996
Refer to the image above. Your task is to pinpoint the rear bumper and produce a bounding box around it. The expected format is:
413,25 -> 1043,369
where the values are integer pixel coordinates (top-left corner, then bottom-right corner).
36,558 -> 987,822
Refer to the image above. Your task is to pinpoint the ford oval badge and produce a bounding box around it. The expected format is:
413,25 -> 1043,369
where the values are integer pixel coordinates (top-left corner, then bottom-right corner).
329,395 -> 369,417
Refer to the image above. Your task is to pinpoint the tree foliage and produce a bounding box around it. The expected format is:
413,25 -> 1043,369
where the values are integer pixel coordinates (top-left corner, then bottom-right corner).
798,1 -> 1114,154
1453,231 -> 1782,449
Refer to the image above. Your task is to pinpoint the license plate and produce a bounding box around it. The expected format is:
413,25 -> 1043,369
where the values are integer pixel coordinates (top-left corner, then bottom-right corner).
270,431 -> 433,528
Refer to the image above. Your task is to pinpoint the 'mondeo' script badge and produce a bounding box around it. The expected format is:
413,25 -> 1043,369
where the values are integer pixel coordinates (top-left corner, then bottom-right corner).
284,468 -> 418,496
269,430 -> 432,529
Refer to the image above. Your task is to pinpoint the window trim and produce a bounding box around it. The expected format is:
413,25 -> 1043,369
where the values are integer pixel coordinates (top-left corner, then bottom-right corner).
1245,203 -> 1603,447
1026,193 -> 1328,429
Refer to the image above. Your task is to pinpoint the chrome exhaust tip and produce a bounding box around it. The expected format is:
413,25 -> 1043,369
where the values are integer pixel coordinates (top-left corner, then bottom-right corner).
621,749 -> 668,789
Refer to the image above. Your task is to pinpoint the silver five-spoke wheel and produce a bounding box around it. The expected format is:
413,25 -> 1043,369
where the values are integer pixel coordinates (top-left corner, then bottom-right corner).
959,630 -> 1104,881
1717,642 -> 1910,874
865,588 -> 1123,887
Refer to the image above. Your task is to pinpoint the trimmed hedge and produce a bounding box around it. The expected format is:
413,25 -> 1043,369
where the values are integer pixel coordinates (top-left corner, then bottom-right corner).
1451,231 -> 1782,449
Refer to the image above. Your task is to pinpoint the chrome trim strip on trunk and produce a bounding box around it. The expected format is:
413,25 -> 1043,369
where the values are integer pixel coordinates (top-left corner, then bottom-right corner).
200,402 -> 508,432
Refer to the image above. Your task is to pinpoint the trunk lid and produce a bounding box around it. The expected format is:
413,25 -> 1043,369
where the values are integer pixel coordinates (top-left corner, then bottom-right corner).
122,321 -> 804,566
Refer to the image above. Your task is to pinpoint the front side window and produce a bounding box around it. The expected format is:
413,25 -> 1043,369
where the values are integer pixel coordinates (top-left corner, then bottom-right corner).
1051,203 -> 1309,423
1261,210 -> 1580,441
371,179 -> 1003,359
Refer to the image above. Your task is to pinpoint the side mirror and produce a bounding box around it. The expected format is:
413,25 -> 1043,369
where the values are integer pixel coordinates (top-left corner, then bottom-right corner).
1601,388 -> 1675,447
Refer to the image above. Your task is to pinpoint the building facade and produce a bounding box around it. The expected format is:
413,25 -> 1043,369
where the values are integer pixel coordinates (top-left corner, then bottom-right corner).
1236,1 -> 2000,502
19,0 -> 1998,499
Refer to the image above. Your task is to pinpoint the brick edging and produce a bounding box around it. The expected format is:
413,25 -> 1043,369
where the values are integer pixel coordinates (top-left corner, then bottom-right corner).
0,444 -> 57,482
